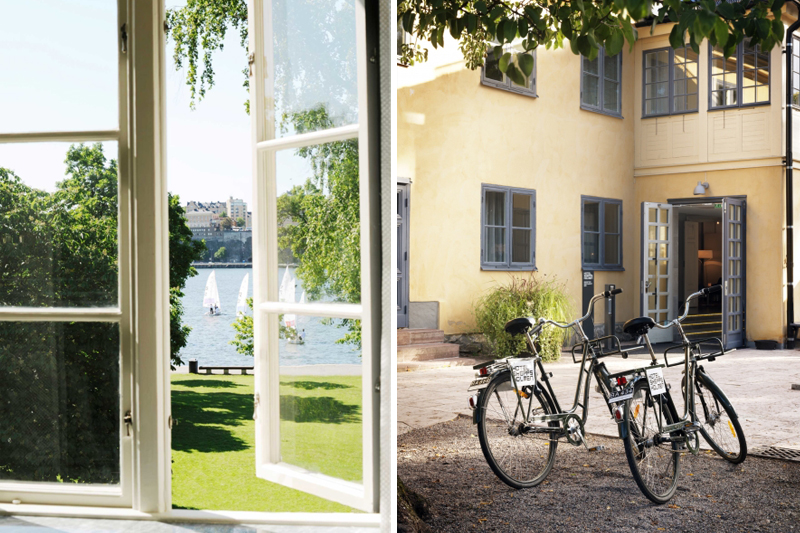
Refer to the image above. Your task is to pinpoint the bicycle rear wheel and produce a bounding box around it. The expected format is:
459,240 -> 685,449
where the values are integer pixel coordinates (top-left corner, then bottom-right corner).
477,370 -> 558,489
622,380 -> 681,504
688,374 -> 747,464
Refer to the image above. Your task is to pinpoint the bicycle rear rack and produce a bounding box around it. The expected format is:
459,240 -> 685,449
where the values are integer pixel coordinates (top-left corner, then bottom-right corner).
663,337 -> 732,367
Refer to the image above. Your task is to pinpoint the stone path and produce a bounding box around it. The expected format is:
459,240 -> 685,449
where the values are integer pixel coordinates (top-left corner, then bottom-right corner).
398,348 -> 800,450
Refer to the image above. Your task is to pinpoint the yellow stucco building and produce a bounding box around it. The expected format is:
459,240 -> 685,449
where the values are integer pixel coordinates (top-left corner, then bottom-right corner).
397,8 -> 800,349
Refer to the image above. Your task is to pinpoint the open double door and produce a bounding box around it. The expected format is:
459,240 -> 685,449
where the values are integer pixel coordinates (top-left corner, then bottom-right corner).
641,198 -> 745,349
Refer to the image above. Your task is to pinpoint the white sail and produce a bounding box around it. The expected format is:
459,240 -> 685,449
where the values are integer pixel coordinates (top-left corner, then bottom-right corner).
203,271 -> 221,312
236,273 -> 249,315
279,268 -> 292,303
299,290 -> 306,305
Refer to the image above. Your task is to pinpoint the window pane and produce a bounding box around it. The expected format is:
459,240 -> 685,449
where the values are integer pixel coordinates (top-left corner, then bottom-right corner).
603,80 -> 619,113
278,318 -> 362,483
511,229 -> 531,263
583,55 -> 599,75
269,0 -> 358,138
512,193 -> 531,227
484,48 -> 505,82
604,203 -> 620,233
485,190 -> 506,226
485,227 -> 506,263
510,47 -> 534,89
583,233 -> 599,264
0,321 -> 120,484
583,202 -> 599,232
604,234 -> 620,265
0,0 -> 118,133
582,74 -> 599,107
0,142 -> 119,307
275,140 -> 360,304
604,52 -> 619,81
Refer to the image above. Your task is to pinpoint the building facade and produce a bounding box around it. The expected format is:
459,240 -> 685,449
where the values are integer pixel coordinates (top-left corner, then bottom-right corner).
398,9 -> 800,348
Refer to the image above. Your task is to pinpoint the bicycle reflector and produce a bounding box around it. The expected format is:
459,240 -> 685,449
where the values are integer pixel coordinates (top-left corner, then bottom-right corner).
616,376 -> 628,387
479,367 -> 488,376
614,406 -> 624,420
468,394 -> 479,410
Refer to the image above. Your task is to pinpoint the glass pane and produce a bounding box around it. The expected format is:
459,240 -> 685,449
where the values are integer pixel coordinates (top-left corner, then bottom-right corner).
0,321 -> 120,484
604,52 -> 619,81
582,74 -> 599,107
648,243 -> 656,259
649,226 -> 657,241
0,142 -> 119,307
583,233 -> 599,264
659,260 -> 668,275
486,228 -> 506,263
603,80 -> 619,113
269,0 -> 358,138
485,190 -> 506,226
584,55 -> 599,75
583,202 -> 599,231
658,295 -> 667,310
512,229 -> 531,263
659,208 -> 669,224
275,141 -> 360,303
648,294 -> 656,311
648,260 -> 656,277
659,277 -> 668,293
687,94 -> 698,111
511,49 -> 534,89
279,317 -> 362,483
658,243 -> 668,259
0,1 -> 118,133
659,226 -> 669,241
649,208 -> 657,223
512,193 -> 531,227
484,49 -> 505,82
604,203 -> 620,233
604,234 -> 619,265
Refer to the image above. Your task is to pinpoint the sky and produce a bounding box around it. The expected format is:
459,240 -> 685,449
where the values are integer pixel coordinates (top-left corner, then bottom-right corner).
0,0 -> 321,207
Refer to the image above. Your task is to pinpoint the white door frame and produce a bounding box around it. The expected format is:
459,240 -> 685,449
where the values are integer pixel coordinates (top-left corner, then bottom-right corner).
640,202 -> 675,344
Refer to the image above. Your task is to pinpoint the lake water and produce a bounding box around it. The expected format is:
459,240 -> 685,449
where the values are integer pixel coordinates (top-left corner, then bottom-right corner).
179,267 -> 361,367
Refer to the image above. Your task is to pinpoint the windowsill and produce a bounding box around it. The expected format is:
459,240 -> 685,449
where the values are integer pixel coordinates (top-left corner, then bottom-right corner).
708,101 -> 770,112
642,109 -> 699,119
581,266 -> 625,272
481,265 -> 538,272
580,104 -> 623,119
480,78 -> 538,98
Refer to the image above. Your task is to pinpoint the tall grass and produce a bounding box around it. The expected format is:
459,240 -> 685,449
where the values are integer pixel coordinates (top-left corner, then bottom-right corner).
473,275 -> 574,362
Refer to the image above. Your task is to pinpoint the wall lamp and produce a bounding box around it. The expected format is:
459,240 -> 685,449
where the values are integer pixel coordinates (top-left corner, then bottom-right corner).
693,181 -> 710,195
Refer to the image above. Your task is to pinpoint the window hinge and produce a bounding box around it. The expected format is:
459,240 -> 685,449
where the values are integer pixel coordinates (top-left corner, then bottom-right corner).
123,410 -> 133,436
168,415 -> 173,429
248,52 -> 255,77
253,393 -> 260,420
374,377 -> 381,393
120,23 -> 128,54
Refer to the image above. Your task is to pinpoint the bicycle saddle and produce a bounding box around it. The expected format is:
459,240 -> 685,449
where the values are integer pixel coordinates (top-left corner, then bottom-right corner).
504,317 -> 535,336
622,316 -> 656,337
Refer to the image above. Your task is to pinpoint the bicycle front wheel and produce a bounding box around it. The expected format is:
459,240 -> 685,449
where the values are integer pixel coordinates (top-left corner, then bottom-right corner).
622,380 -> 681,504
688,374 -> 747,464
477,370 -> 558,489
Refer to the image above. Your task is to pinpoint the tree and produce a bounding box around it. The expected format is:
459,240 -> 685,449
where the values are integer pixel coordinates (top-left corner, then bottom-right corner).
214,246 -> 227,261
236,217 -> 246,227
397,0 -> 788,86
220,217 -> 233,230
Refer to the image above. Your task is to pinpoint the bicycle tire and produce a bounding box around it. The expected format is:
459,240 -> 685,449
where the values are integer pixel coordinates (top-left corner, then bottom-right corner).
477,370 -> 558,489
622,380 -> 681,504
687,373 -> 747,464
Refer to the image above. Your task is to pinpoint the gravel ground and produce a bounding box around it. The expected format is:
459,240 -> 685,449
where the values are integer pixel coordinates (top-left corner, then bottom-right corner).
398,416 -> 800,533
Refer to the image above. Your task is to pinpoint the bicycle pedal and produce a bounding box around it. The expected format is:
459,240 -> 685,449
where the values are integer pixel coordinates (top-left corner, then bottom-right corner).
587,445 -> 606,452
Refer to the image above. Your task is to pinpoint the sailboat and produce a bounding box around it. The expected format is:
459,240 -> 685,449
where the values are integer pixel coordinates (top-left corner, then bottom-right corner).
236,273 -> 249,316
279,269 -> 303,344
203,270 -> 222,315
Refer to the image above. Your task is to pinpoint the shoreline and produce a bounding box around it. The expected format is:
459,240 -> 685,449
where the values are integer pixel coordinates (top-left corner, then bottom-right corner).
172,363 -> 362,376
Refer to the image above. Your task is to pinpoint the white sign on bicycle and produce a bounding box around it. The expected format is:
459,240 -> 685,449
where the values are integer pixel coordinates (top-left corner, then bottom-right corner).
510,358 -> 536,387
646,367 -> 667,396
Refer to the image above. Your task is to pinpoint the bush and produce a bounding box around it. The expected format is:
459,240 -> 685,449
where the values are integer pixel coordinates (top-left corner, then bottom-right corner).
473,275 -> 574,362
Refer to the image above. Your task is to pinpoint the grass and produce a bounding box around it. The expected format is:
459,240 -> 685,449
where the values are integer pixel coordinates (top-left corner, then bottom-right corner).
171,373 -> 362,512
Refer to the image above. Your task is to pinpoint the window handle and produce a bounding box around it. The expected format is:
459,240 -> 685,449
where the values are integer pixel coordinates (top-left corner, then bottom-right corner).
121,23 -> 127,54
123,410 -> 133,436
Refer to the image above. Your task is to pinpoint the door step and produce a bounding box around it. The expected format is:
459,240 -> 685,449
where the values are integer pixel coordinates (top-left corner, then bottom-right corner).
397,342 -> 460,362
398,328 -> 444,346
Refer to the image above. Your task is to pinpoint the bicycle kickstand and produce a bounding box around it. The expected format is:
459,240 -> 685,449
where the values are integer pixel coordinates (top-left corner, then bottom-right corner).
576,428 -> 606,452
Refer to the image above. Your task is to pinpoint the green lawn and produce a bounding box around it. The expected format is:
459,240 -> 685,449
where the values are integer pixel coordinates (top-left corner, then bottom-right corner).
171,373 -> 362,512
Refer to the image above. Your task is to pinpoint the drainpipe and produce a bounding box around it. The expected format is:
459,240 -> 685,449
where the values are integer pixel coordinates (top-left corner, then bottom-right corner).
786,4 -> 800,347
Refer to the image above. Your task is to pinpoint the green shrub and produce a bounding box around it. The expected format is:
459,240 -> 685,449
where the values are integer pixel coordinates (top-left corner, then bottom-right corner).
473,275 -> 574,362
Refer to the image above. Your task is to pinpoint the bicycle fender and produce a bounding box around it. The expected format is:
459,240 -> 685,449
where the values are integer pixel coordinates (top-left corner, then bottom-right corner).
696,368 -> 739,419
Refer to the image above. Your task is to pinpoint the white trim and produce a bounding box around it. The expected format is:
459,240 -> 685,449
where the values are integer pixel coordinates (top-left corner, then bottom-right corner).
255,123 -> 358,152
257,301 -> 362,318
0,130 -> 120,144
256,463 -> 367,511
0,483 -> 121,497
0,308 -> 122,322
0,505 -> 380,528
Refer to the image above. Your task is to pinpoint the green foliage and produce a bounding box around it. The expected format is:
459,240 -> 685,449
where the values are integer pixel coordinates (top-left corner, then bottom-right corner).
230,298 -> 254,355
473,275 -> 574,362
236,217 -> 246,227
398,0 -> 787,85
214,246 -> 228,261
220,217 -> 233,230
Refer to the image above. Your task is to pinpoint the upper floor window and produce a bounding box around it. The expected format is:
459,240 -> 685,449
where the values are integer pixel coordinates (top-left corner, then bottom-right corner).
481,44 -> 537,97
709,41 -> 769,109
581,47 -> 622,117
481,184 -> 536,270
643,45 -> 698,117
582,196 -> 622,271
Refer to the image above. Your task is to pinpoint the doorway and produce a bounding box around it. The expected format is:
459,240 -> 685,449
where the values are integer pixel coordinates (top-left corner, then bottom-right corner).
397,183 -> 410,328
640,197 -> 745,349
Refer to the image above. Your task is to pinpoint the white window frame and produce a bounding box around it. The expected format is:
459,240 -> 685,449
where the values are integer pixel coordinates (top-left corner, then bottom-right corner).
249,0 -> 379,514
0,0 -> 134,509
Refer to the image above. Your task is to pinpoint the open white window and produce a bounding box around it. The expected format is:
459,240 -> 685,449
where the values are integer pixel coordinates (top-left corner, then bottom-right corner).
248,0 -> 379,512
0,0 -> 133,508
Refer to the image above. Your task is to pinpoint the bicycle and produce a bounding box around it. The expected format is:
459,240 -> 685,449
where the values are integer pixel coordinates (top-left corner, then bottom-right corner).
618,285 -> 747,504
467,288 -> 646,489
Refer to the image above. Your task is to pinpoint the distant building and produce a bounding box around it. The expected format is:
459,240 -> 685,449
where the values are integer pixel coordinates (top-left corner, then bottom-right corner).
227,196 -> 248,226
185,209 -> 221,239
186,200 -> 226,216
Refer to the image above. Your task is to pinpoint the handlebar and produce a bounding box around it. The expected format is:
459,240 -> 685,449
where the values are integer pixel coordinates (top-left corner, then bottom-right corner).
653,283 -> 722,330
529,288 -> 623,338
